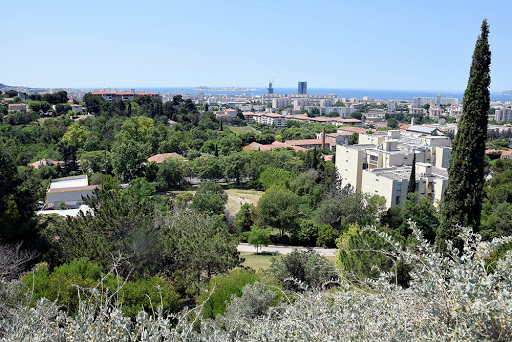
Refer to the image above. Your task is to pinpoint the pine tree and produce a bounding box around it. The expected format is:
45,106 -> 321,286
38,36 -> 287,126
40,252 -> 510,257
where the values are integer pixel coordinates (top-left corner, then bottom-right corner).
407,153 -> 416,195
436,19 -> 491,252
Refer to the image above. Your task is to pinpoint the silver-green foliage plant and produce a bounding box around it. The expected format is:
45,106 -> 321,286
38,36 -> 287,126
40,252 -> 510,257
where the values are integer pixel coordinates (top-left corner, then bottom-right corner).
1,226 -> 512,341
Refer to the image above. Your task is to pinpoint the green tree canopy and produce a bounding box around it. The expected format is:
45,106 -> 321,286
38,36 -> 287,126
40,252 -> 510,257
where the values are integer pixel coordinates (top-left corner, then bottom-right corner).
156,157 -> 184,189
247,225 -> 271,254
191,181 -> 228,215
257,186 -> 300,237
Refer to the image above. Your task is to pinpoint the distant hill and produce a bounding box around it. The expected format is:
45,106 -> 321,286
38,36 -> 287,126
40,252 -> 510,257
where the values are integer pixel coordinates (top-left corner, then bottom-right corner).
0,83 -> 7,89
499,90 -> 512,95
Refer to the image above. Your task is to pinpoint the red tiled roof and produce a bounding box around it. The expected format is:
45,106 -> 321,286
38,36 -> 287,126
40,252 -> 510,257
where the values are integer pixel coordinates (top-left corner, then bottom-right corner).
147,153 -> 184,164
242,141 -> 307,152
337,126 -> 368,134
337,118 -> 362,124
326,132 -> 353,137
486,149 -> 512,156
262,113 -> 285,118
285,138 -> 337,147
28,159 -> 64,169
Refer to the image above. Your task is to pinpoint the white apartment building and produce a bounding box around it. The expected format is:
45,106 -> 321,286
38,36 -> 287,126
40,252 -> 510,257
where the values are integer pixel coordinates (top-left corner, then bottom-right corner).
336,130 -> 451,207
293,98 -> 310,110
261,93 -> 337,106
413,95 -> 459,108
90,90 -> 160,102
388,100 -> 396,112
272,98 -> 292,109
448,105 -> 463,117
429,106 -> 445,117
320,106 -> 357,118
495,109 -> 512,123
246,113 -> 287,127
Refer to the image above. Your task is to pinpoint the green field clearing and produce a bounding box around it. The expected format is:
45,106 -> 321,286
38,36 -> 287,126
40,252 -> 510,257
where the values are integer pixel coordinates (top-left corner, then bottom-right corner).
225,189 -> 264,216
240,251 -> 336,271
228,126 -> 259,135
239,251 -> 280,270
169,188 -> 263,217
225,189 -> 263,206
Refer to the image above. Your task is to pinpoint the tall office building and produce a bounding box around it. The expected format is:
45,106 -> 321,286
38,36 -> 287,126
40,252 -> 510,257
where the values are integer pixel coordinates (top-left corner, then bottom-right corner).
298,81 -> 307,95
267,81 -> 274,94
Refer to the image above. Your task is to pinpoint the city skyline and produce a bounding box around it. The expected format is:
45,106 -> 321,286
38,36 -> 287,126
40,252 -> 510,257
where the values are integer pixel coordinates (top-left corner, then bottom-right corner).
2,0 -> 511,92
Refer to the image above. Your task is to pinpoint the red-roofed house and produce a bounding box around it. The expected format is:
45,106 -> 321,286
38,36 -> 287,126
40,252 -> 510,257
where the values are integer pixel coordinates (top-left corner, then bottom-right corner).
242,141 -> 307,153
29,159 -> 64,169
8,103 -> 27,112
486,149 -> 512,159
285,138 -> 337,152
337,126 -> 369,134
147,153 -> 185,164
316,132 -> 353,145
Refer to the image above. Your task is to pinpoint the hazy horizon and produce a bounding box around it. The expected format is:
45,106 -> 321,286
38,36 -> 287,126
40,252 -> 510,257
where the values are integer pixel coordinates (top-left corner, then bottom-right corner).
2,1 -> 511,92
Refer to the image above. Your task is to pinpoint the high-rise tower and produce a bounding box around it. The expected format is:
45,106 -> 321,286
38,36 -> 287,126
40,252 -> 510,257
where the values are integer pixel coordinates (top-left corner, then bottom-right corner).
267,81 -> 274,94
298,81 -> 307,95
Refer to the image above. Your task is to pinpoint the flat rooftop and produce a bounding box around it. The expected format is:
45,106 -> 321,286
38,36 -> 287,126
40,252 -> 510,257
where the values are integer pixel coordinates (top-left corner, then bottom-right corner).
367,165 -> 448,180
49,175 -> 88,189
342,132 -> 450,153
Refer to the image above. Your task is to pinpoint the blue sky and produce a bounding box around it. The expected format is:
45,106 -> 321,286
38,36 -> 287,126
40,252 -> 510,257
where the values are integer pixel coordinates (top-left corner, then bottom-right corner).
2,0 -> 511,91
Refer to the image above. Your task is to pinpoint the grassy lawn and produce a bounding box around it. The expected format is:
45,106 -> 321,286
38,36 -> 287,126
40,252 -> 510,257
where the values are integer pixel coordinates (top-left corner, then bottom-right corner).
37,117 -> 53,125
225,188 -> 264,217
239,251 -> 280,271
228,126 -> 259,135
225,189 -> 263,206
169,188 -> 263,217
240,252 -> 337,271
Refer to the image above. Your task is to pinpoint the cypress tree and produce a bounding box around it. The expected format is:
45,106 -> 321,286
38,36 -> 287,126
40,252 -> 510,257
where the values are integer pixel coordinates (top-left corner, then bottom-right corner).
436,19 -> 491,252
407,153 -> 416,195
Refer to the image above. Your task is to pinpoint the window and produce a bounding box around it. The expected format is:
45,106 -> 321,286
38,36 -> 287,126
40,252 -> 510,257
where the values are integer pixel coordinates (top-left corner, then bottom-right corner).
395,196 -> 400,205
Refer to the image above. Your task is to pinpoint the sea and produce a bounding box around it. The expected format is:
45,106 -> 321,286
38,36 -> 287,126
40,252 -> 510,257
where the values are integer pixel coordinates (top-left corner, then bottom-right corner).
135,87 -> 512,102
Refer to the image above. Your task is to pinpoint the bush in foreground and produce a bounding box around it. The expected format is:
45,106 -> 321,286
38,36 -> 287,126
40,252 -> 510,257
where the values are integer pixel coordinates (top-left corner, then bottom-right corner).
1,227 -> 511,341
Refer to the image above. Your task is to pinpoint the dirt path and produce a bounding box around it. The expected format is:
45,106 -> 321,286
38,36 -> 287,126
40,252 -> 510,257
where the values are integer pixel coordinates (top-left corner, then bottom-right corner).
237,243 -> 337,257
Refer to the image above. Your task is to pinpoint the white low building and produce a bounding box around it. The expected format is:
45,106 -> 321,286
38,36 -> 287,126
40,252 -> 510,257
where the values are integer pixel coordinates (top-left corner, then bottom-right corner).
45,175 -> 97,210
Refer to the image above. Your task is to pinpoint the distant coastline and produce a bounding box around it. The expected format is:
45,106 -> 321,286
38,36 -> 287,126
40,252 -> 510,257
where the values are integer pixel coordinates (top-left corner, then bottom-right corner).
140,87 -> 512,102
192,86 -> 257,92
2,82 -> 511,101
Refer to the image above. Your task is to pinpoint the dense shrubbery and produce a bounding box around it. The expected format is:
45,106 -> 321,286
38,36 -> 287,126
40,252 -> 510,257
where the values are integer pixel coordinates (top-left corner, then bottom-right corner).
21,258 -> 180,319
1,228 -> 511,341
195,268 -> 260,319
266,249 -> 339,292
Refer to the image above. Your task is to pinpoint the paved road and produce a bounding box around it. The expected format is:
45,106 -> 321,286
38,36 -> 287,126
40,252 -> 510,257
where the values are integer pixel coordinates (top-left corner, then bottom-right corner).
237,243 -> 337,257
